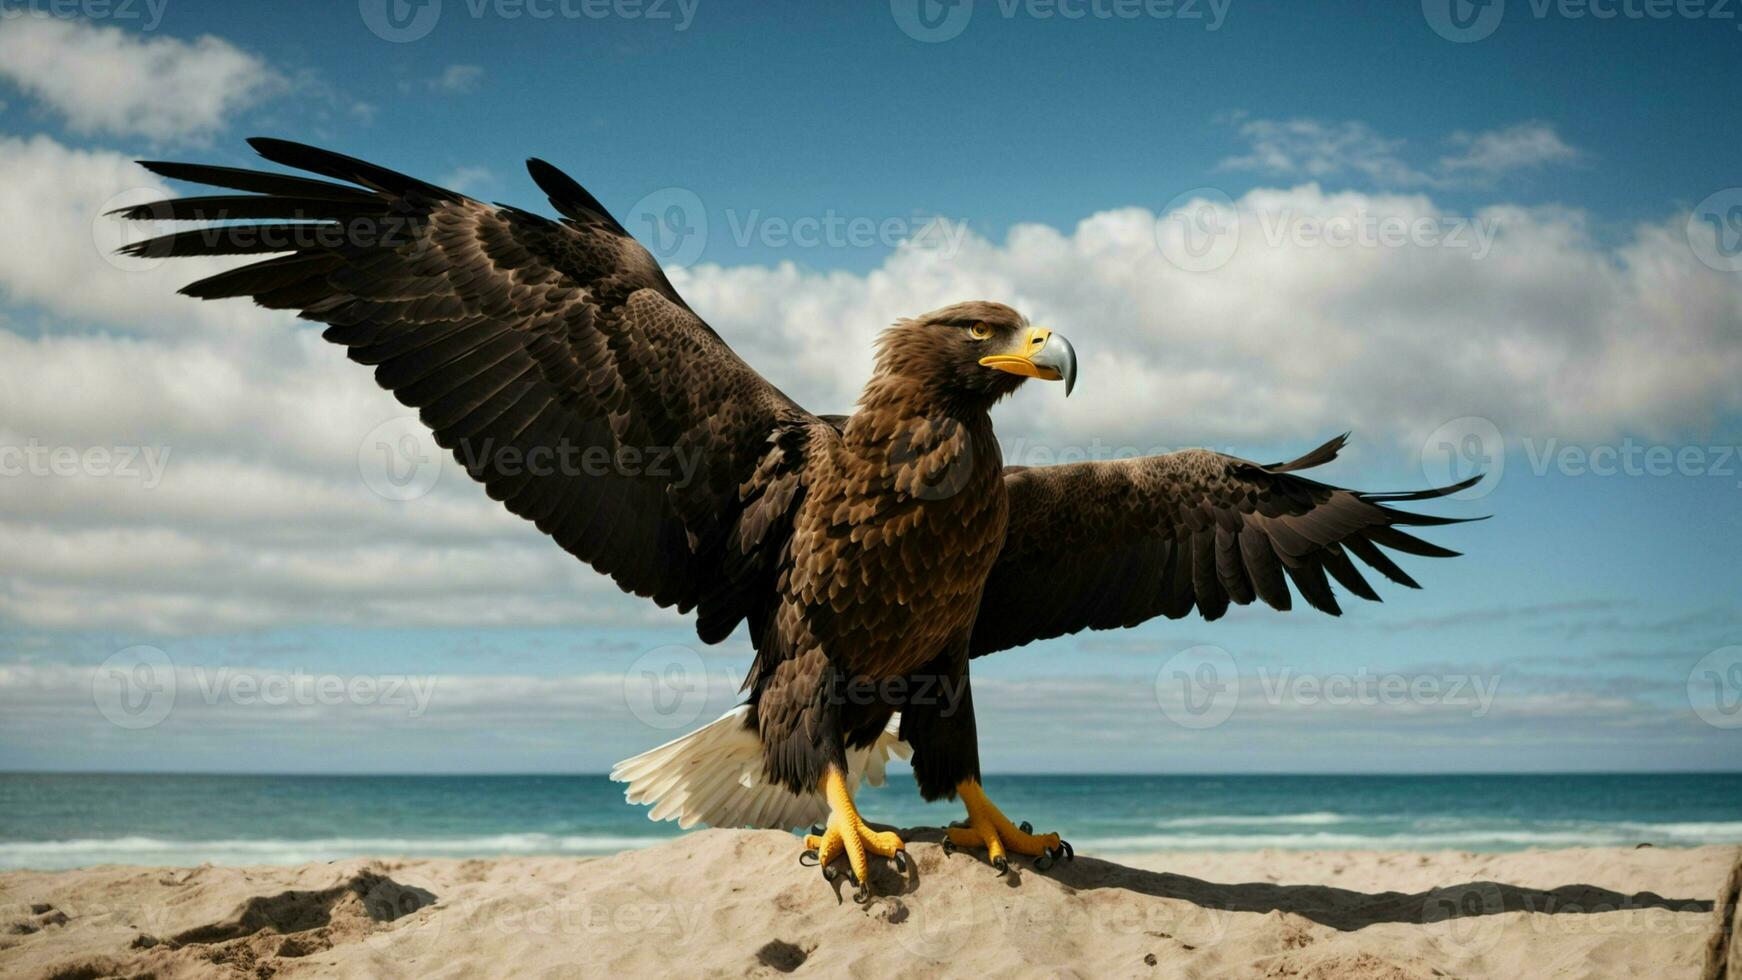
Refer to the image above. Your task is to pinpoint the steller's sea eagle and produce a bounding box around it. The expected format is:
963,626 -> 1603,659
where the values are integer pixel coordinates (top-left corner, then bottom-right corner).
116,139 -> 1477,901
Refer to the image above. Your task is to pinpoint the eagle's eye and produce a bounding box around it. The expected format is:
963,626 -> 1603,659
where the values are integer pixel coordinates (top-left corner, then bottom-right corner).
968,322 -> 994,341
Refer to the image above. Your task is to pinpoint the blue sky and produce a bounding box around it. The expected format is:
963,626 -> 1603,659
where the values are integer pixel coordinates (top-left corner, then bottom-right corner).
0,1 -> 1738,775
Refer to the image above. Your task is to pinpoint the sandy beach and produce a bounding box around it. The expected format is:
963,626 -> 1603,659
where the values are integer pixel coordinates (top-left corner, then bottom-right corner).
0,829 -> 1732,979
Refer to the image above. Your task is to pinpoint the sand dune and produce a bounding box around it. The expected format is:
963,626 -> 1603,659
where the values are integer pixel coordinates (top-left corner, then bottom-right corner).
0,829 -> 1732,978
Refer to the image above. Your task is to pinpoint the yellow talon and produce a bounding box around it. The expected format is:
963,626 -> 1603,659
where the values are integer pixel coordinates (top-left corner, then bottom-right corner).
802,766 -> 906,897
948,780 -> 1070,872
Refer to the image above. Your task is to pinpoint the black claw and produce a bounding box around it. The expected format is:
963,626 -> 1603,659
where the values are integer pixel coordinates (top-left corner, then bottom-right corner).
853,883 -> 873,904
942,838 -> 956,855
1060,839 -> 1074,861
798,849 -> 819,868
810,824 -> 826,837
1019,821 -> 1033,835
1035,849 -> 1056,872
992,856 -> 1009,877
823,865 -> 842,883
893,850 -> 910,874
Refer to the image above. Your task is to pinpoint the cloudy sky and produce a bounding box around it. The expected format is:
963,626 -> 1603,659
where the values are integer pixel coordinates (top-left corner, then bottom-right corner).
0,1 -> 1738,775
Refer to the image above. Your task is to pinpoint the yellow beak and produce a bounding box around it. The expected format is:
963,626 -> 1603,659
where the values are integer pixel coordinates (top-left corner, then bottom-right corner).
979,327 -> 1079,396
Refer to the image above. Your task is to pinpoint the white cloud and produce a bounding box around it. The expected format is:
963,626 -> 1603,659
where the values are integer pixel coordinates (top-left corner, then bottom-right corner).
1219,118 -> 1434,187
1220,116 -> 1580,188
0,17 -> 281,143
400,64 -> 485,95
439,165 -> 496,193
679,187 -> 1742,450
0,135 -> 1738,636
1441,122 -> 1580,175
0,658 -> 1719,774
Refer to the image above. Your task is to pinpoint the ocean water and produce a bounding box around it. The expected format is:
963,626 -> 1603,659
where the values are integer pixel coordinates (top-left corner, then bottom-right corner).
1,772 -> 1738,870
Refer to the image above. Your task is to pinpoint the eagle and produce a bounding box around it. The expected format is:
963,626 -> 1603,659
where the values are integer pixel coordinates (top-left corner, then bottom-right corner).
117,139 -> 1477,901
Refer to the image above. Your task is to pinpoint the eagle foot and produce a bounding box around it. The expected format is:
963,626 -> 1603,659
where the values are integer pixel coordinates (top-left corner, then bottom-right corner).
802,766 -> 906,899
946,780 -> 1070,874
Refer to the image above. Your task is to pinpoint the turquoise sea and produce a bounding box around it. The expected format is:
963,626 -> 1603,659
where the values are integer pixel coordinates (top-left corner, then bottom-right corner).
2,772 -> 1739,870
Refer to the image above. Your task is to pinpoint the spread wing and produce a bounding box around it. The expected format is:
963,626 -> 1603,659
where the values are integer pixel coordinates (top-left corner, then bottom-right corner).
117,138 -> 815,643
969,435 -> 1479,657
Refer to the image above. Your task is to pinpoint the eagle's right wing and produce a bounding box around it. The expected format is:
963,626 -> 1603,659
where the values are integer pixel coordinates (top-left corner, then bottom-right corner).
969,435 -> 1480,657
118,138 -> 816,642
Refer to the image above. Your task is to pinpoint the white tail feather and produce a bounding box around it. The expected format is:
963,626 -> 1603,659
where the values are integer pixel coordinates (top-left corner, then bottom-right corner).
609,706 -> 911,830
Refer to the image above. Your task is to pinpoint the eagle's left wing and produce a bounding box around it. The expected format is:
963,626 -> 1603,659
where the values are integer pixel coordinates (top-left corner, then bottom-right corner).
115,138 -> 818,645
968,435 -> 1479,657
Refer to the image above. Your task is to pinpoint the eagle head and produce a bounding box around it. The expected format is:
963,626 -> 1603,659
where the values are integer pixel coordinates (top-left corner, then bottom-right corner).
875,301 -> 1078,409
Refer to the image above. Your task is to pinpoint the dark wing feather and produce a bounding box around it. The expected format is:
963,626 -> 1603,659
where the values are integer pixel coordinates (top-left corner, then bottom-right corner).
969,436 -> 1480,656
121,138 -> 817,644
